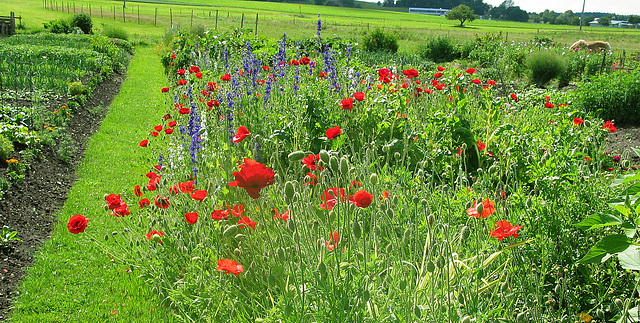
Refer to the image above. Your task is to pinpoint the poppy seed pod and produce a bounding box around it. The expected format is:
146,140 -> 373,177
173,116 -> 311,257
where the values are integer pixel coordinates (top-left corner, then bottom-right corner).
475,201 -> 484,215
426,261 -> 435,272
361,290 -> 370,302
461,316 -> 471,323
319,150 -> 330,164
223,225 -> 238,238
461,226 -> 470,240
428,214 -> 435,225
287,219 -> 296,232
318,262 -> 327,278
339,156 -> 349,175
370,173 -> 378,185
288,150 -> 306,162
284,181 -> 295,201
457,293 -> 465,305
353,221 -> 362,239
329,156 -> 339,172
234,233 -> 245,240
277,247 -> 286,261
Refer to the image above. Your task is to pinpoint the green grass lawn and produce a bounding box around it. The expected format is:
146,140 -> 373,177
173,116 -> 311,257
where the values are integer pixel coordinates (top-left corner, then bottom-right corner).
9,46 -> 175,322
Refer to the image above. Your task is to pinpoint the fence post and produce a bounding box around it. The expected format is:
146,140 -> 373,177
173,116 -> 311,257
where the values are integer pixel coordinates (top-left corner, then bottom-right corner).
122,6 -> 125,22
100,6 -> 102,18
154,8 -> 157,27
600,50 -> 607,74
89,4 -> 91,16
170,9 -> 173,29
191,9 -> 193,28
215,10 -> 218,29
255,14 -> 258,35
241,13 -> 244,29
113,6 -> 116,20
138,6 -> 140,24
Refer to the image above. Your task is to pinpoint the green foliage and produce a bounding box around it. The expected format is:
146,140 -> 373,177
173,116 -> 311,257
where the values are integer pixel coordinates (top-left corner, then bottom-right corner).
526,51 -> 566,87
0,226 -> 20,246
43,19 -> 71,34
70,13 -> 92,34
446,4 -> 477,27
361,28 -> 398,53
0,134 -> 14,161
102,24 -> 129,41
418,36 -> 459,63
68,81 -> 88,96
575,70 -> 640,125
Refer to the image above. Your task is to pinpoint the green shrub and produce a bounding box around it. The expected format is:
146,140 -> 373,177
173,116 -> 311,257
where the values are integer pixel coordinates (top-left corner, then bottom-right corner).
526,51 -> 566,87
361,28 -> 398,53
43,19 -> 71,34
102,24 -> 128,41
419,36 -> 459,63
575,70 -> 640,125
69,81 -> 88,96
71,13 -> 92,34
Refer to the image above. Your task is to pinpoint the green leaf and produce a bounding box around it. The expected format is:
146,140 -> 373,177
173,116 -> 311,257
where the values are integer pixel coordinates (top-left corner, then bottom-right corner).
574,211 -> 624,230
633,147 -> 640,158
622,181 -> 640,196
623,222 -> 637,239
580,234 -> 632,264
619,246 -> 640,271
611,173 -> 640,187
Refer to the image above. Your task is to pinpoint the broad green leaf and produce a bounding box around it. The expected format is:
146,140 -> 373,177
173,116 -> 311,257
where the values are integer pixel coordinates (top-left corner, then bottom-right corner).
616,305 -> 640,323
633,147 -> 640,158
488,124 -> 514,142
619,246 -> 640,271
611,173 -> 640,187
623,222 -> 637,239
580,234 -> 632,264
573,211 -> 624,230
622,181 -> 640,196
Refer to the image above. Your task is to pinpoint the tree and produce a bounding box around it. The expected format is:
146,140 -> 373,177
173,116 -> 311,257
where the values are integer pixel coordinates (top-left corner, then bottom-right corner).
446,4 -> 477,27
628,15 -> 640,24
503,6 -> 529,22
541,9 -> 556,24
599,16 -> 611,26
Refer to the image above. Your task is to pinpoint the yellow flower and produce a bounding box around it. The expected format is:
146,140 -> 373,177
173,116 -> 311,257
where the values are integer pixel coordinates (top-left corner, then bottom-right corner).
61,105 -> 67,109
6,159 -> 18,164
578,313 -> 592,322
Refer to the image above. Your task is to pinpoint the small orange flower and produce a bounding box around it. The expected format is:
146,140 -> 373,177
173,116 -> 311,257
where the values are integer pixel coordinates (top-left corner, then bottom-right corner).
6,159 -> 18,164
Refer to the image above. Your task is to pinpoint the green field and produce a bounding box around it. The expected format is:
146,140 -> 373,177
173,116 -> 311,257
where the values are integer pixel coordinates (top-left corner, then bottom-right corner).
6,0 -> 640,52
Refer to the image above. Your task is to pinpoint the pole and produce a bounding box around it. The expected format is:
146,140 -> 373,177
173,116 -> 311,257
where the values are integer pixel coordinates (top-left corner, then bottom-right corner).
255,14 -> 258,35
191,10 -> 193,28
154,8 -> 157,27
113,6 -> 116,20
138,6 -> 140,24
241,13 -> 244,29
579,0 -> 586,32
122,6 -> 125,22
100,6 -> 103,18
89,4 -> 91,16
170,9 -> 173,29
215,10 -> 218,29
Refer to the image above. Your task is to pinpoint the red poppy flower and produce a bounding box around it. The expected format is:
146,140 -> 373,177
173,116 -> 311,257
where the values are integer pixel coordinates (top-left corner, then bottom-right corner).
170,54 -> 176,59
434,72 -> 443,79
272,209 -> 291,222
179,108 -> 190,115
233,126 -> 251,143
211,209 -> 228,220
402,69 -> 419,78
436,84 -> 445,90
168,120 -> 177,127
262,66 -> 271,71
466,68 -> 476,75
353,92 -> 366,101
150,131 -> 159,137
466,199 -> 496,218
476,141 -> 486,151
195,72 -> 203,79
189,66 -> 200,73
164,128 -> 174,134
319,72 -> 328,78
490,220 -> 522,241
487,80 -> 497,85
153,125 -> 162,132
437,66 -> 445,71
510,93 -> 518,102
145,230 -> 164,243
382,190 -> 389,200
154,195 -> 170,209
301,154 -> 324,171
138,198 -> 150,208
341,98 -> 354,110
67,214 -> 88,234
378,68 -> 391,78
177,79 -> 188,86
133,185 -> 143,197
217,259 -> 244,275
573,117 -> 584,125
238,216 -> 257,229
161,87 -> 170,93
545,102 -> 555,108
228,158 -> 275,199
221,73 -> 231,81
326,231 -> 340,250
304,172 -> 319,186
326,126 -> 342,139
207,100 -> 220,108
603,121 -> 617,132
139,139 -> 148,147
300,57 -> 311,65
350,190 -> 374,208
110,204 -> 130,217
191,190 -> 207,201
320,187 -> 347,210
207,81 -> 218,91
185,212 -> 198,225
472,79 -> 481,84
106,194 -> 125,210
177,69 -> 186,75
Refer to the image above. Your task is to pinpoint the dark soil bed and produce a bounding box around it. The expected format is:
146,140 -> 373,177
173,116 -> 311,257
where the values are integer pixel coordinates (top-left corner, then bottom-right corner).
0,73 -> 125,321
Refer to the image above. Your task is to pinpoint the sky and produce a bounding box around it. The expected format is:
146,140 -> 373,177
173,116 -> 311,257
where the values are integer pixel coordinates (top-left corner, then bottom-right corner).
479,0 -> 639,15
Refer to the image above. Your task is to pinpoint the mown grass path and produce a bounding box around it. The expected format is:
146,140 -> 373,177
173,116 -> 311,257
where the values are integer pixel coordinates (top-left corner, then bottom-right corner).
10,46 -> 174,322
